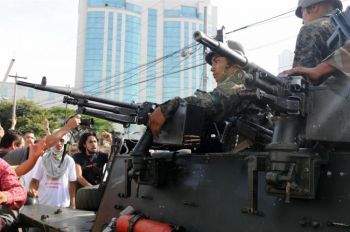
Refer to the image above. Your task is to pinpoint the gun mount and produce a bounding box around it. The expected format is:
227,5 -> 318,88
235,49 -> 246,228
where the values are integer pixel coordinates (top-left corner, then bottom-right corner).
194,29 -> 350,214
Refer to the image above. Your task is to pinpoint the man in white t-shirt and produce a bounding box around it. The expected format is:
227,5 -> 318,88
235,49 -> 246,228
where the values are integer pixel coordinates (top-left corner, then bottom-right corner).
28,133 -> 77,208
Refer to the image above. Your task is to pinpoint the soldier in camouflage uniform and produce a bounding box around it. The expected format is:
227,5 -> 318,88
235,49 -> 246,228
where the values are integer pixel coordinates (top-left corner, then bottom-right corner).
148,40 -> 250,137
293,0 -> 342,83
284,41 -> 350,78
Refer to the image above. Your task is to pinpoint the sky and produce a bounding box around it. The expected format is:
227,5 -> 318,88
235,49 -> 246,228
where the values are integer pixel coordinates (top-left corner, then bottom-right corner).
0,0 -> 349,87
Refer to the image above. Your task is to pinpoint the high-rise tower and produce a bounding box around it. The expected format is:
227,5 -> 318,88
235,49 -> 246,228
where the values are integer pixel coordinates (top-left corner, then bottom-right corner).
75,0 -> 217,103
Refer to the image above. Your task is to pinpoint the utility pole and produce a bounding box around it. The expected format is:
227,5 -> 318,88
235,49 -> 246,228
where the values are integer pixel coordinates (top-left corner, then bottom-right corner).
8,74 -> 27,122
0,59 -> 15,93
202,6 -> 208,91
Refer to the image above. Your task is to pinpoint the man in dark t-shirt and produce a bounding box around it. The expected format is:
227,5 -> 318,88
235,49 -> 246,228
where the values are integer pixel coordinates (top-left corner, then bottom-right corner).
0,130 -> 24,158
73,132 -> 108,187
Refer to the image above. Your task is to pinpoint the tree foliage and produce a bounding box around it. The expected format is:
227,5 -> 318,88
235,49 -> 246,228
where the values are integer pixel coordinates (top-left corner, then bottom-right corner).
0,100 -> 114,138
0,99 -> 50,137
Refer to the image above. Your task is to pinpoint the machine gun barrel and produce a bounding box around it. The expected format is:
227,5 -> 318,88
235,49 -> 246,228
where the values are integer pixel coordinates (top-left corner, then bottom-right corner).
193,31 -> 285,87
77,107 -> 137,124
16,80 -> 139,110
17,80 -> 156,126
63,96 -> 137,116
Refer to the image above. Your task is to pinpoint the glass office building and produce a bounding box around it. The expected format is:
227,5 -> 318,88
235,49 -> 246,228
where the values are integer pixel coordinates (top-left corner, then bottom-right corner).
75,0 -> 217,103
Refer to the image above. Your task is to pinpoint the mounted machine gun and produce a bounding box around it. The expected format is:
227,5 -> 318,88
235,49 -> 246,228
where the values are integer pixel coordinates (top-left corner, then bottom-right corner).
194,30 -> 350,215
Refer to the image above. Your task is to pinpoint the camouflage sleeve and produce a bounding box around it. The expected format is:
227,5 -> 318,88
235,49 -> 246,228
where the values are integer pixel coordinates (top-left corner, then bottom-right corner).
160,70 -> 247,121
324,42 -> 350,76
183,80 -> 242,122
160,84 -> 238,121
293,18 -> 335,68
159,97 -> 184,119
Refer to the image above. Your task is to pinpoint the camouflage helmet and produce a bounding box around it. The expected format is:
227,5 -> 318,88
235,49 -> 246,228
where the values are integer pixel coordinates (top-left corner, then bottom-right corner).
205,40 -> 245,65
295,0 -> 343,18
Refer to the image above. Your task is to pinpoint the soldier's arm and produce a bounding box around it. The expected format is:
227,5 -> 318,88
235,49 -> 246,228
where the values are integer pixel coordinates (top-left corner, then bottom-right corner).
283,63 -> 335,80
324,43 -> 350,75
184,80 -> 241,121
148,97 -> 183,137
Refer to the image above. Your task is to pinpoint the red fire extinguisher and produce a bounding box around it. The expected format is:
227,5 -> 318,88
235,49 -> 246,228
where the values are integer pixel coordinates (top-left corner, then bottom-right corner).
116,214 -> 178,232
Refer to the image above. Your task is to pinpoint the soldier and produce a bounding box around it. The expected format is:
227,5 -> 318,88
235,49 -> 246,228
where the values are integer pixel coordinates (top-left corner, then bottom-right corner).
293,0 -> 342,83
284,41 -> 350,79
148,40 -> 251,138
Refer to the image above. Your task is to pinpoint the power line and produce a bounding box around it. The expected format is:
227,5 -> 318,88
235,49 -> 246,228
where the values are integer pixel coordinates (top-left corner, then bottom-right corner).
36,42 -> 202,107
80,42 -> 200,97
105,44 -> 202,96
226,0 -> 350,35
226,9 -> 295,35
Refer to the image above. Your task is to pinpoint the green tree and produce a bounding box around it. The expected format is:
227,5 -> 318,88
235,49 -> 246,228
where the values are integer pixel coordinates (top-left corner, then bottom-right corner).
0,99 -> 50,137
0,100 -> 114,138
46,106 -> 76,130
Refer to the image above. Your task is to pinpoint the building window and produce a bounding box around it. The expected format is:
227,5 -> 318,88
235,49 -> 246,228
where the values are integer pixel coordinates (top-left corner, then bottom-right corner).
88,0 -> 125,7
146,8 -> 157,102
88,0 -> 106,7
181,6 -> 197,18
107,0 -> 125,7
27,89 -> 34,100
183,22 -> 190,97
84,12 -> 105,94
105,12 -> 114,99
165,6 -> 198,18
163,21 -> 181,101
114,13 -> 122,100
164,9 -> 181,17
126,3 -> 142,14
192,23 -> 197,93
48,92 -> 55,101
124,14 -> 141,102
2,87 -> 8,98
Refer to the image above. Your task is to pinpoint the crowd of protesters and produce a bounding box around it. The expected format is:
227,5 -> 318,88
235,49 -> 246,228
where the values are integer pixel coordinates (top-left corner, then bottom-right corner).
0,116 -> 112,231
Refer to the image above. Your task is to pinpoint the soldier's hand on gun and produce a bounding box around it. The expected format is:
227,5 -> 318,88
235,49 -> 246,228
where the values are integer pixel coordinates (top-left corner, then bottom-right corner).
148,107 -> 166,137
282,66 -> 319,81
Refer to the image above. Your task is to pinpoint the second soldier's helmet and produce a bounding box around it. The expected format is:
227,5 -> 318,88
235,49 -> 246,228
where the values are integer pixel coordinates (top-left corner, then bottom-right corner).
295,0 -> 343,18
205,40 -> 245,65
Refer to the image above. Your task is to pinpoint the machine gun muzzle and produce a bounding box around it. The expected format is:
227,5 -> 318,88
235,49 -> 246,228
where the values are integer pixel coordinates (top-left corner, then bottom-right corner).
193,31 -> 285,87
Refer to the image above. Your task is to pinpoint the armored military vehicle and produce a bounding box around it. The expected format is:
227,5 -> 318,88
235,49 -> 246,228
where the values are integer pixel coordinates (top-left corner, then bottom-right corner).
15,7 -> 350,232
